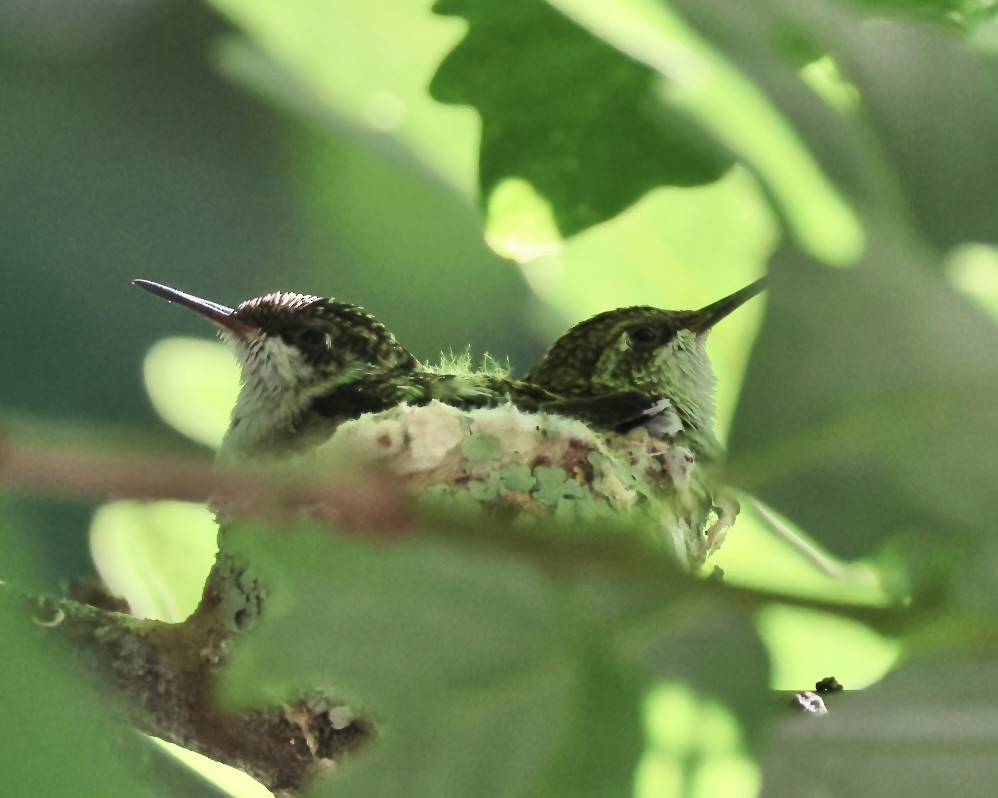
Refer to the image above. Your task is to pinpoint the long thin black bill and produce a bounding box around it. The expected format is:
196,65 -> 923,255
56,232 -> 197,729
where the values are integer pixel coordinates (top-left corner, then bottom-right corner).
133,279 -> 252,336
684,276 -> 767,334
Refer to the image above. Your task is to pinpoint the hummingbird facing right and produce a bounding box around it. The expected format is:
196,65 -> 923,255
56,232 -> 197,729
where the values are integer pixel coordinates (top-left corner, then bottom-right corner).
523,278 -> 767,461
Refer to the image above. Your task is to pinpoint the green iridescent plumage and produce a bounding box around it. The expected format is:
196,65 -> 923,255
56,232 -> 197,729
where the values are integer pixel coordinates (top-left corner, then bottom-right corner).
133,277 -> 764,461
523,278 -> 767,459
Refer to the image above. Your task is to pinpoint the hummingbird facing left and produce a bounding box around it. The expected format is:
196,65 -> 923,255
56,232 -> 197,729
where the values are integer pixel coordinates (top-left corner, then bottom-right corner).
133,280 -> 508,459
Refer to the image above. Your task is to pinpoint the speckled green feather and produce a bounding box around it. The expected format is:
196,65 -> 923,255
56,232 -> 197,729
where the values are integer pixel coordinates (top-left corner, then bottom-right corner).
523,279 -> 766,460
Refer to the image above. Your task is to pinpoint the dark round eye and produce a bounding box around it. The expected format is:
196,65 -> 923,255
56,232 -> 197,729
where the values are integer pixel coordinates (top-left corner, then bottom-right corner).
629,325 -> 660,347
294,328 -> 328,349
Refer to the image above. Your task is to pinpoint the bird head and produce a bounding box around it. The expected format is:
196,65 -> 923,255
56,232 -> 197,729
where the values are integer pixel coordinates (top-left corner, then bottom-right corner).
525,278 -> 766,433
134,280 -> 417,455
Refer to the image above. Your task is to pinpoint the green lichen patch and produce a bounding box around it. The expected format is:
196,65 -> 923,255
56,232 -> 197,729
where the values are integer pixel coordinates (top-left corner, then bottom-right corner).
460,432 -> 503,463
499,463 -> 535,493
531,465 -> 587,508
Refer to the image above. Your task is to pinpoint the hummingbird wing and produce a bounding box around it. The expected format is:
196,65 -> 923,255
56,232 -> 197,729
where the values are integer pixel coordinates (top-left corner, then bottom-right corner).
533,390 -> 669,432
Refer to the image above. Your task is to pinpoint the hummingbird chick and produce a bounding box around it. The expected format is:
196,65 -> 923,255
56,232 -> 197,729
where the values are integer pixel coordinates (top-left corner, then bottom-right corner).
133,280 -> 502,459
524,278 -> 766,461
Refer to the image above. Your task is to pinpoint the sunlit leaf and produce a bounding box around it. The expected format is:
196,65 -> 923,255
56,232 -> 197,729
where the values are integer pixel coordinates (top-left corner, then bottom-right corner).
90,501 -> 217,622
208,0 -> 477,190
755,605 -> 900,690
546,0 -> 864,266
143,337 -> 238,449
430,0 -> 732,237
730,239 -> 998,561
637,683 -> 760,798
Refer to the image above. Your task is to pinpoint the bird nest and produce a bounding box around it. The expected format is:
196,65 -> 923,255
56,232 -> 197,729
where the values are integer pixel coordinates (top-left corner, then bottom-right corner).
305,400 -> 735,571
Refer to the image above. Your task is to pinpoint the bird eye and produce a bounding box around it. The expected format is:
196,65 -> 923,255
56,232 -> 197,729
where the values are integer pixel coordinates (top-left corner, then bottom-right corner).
629,326 -> 660,347
295,328 -> 328,349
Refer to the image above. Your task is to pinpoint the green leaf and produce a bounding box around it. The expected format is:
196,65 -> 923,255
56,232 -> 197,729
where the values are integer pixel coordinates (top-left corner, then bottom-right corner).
89,500 -> 218,622
622,600 -> 772,747
636,682 -> 761,798
220,522 -> 771,797
143,337 -> 238,449
641,0 -> 998,570
818,12 -> 998,249
429,0 -> 732,237
223,526 -> 644,797
668,0 -> 998,250
0,600 -> 229,798
729,239 -> 998,561
541,0 -> 863,266
207,0 -> 478,190
762,655 -> 998,797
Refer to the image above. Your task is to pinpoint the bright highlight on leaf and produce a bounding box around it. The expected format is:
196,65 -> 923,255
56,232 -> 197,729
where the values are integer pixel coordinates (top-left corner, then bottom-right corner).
143,337 -> 239,449
799,55 -> 860,113
485,177 -> 564,262
209,0 -> 478,191
756,605 -> 900,690
637,683 -> 759,798
150,738 -> 272,798
711,498 -> 887,604
947,243 -> 998,320
550,0 -> 865,267
89,501 -> 218,622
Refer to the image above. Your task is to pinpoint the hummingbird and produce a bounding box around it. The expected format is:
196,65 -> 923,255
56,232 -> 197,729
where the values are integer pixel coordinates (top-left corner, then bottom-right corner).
133,278 -> 764,463
523,278 -> 767,461
133,280 -> 513,459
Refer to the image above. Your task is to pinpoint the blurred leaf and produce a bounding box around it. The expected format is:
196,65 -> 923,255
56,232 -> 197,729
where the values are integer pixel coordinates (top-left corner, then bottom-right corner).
544,0 -> 863,265
0,494 -> 42,589
634,0 -> 998,570
223,527 -> 643,797
207,0 -> 477,191
637,683 -> 760,798
0,598 -> 229,798
947,244 -> 998,320
756,605 -> 900,690
851,0 -> 997,31
143,337 -> 238,449
710,500 -> 888,604
729,239 -> 998,561
814,9 -> 998,249
151,738 -> 275,798
221,523 -> 770,797
430,0 -> 732,237
761,655 -> 998,797
668,0 -> 998,250
624,600 -> 771,755
89,500 -> 218,622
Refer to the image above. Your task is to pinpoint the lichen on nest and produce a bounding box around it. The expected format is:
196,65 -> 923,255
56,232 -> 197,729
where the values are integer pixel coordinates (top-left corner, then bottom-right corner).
316,400 -> 734,570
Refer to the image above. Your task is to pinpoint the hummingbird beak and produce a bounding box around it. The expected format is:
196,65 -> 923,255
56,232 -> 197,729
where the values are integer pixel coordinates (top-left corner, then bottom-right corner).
683,277 -> 767,335
132,279 -> 256,339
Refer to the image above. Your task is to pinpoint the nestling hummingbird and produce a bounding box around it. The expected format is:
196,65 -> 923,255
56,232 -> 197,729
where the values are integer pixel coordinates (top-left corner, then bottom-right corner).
133,280 -> 512,459
134,278 -> 764,464
523,278 -> 767,460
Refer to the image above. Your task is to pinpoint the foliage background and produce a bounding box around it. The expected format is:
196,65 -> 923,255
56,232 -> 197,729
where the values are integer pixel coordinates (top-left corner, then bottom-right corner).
1,0 -> 997,796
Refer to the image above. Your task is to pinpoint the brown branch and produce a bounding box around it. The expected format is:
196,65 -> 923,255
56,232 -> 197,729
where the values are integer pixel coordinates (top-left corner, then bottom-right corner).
25,593 -> 371,792
0,434 -> 411,535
